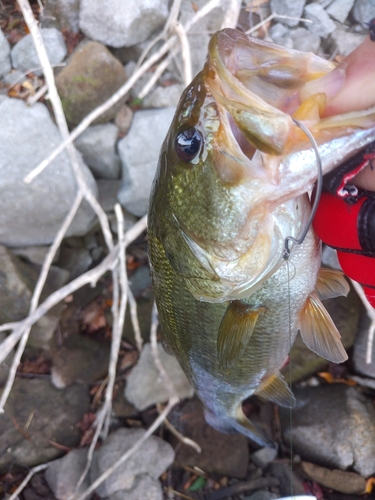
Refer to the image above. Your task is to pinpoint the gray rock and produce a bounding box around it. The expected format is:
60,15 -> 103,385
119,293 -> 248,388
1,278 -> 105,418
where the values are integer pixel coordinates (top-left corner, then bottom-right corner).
74,124 -> 120,179
79,0 -> 169,48
0,29 -> 11,78
56,42 -> 127,125
97,179 -> 122,212
270,0 -> 306,26
45,448 -> 90,500
129,266 -> 152,298
329,27 -> 365,57
108,475 -> 163,500
51,334 -> 110,388
142,84 -> 185,109
321,246 -> 341,270
269,23 -> 294,49
352,308 -> 375,378
117,107 -> 175,216
0,379 -> 90,470
125,343 -> 193,411
90,427 -> 174,497
326,0 -> 355,23
353,0 -> 375,25
12,245 -> 59,266
41,0 -> 80,33
268,460 -> 306,497
0,98 -> 98,246
11,28 -> 67,75
280,385 -> 375,477
290,28 -> 321,53
115,105 -> 134,135
303,3 -> 336,37
2,69 -> 23,88
245,492 -> 278,500
251,447 -> 278,468
57,246 -> 93,280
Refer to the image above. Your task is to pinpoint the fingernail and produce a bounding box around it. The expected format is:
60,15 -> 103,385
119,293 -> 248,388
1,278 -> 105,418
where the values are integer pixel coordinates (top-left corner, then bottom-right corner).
299,67 -> 346,103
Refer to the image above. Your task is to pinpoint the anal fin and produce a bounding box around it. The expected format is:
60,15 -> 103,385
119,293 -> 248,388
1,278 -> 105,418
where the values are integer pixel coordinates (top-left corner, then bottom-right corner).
217,301 -> 266,370
299,292 -> 348,363
316,267 -> 350,300
255,371 -> 296,408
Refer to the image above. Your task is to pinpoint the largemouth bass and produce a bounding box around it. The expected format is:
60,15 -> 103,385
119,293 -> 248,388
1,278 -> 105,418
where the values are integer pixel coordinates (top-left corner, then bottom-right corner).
148,29 -> 375,447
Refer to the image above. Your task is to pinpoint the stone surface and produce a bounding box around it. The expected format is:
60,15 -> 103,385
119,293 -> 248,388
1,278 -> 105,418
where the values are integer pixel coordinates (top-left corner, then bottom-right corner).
353,0 -> 375,25
269,23 -> 293,49
56,42 -> 127,125
290,28 -> 320,53
352,308 -> 375,378
41,0 -> 80,33
142,84 -> 185,109
51,334 -> 110,388
79,0 -> 169,48
58,246 -> 93,280
280,385 -> 375,477
12,245 -> 59,266
329,27 -> 365,57
268,460 -> 306,497
245,492 -> 278,500
0,29 -> 11,78
0,98 -> 97,246
0,332 -> 14,387
169,397 -> 249,478
108,475 -> 163,500
299,461 -> 367,495
0,379 -> 90,471
11,28 -> 67,75
115,105 -> 134,135
74,124 -> 120,179
117,107 -> 175,216
125,343 -> 194,411
303,3 -> 336,37
90,427 -> 174,497
45,448 -> 90,500
129,266 -> 152,298
270,0 -> 306,26
97,179 -> 122,212
251,447 -> 278,468
326,0 -> 355,23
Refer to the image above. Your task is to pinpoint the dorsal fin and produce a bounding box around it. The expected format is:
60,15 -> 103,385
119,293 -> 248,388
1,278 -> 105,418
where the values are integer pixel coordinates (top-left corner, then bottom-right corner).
255,371 -> 296,408
299,292 -> 348,363
316,267 -> 350,300
217,301 -> 266,370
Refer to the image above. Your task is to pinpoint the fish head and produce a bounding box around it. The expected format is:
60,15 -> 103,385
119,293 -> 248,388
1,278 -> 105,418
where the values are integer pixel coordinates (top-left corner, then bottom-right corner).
153,28 -> 375,302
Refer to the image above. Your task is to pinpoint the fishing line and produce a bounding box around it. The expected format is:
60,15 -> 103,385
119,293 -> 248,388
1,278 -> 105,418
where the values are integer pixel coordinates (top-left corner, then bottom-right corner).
284,118 -> 323,260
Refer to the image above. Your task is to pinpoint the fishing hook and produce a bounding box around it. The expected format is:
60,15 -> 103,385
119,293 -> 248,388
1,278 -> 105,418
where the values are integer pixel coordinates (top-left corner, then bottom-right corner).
283,118 -> 323,260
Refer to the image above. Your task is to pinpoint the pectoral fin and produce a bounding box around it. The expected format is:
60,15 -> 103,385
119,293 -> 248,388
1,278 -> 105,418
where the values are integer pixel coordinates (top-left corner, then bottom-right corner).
299,292 -> 348,363
316,267 -> 350,300
234,406 -> 276,448
255,371 -> 296,408
217,301 -> 265,369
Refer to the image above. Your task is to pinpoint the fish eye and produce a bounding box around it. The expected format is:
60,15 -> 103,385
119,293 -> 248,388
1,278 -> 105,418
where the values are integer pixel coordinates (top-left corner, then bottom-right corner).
175,127 -> 202,162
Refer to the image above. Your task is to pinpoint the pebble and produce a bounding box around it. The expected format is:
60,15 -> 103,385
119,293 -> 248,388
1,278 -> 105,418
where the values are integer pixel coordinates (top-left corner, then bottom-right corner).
326,0 -> 356,23
115,104 -> 134,135
125,342 -> 194,411
269,23 -> 294,49
40,0 -> 80,33
90,427 -> 174,497
268,460 -> 306,497
97,179 -> 122,213
279,385 -> 375,477
251,447 -> 278,468
12,245 -> 58,266
0,29 -> 11,78
0,98 -> 97,247
56,42 -> 127,125
108,475 -> 163,500
270,0 -> 306,27
0,379 -> 90,470
142,84 -> 185,109
58,245 -> 92,280
303,3 -> 336,38
10,28 -> 67,76
44,448 -> 90,500
74,123 -> 120,179
117,107 -> 176,216
290,27 -> 321,53
329,26 -> 365,57
353,0 -> 375,26
79,0 -> 169,48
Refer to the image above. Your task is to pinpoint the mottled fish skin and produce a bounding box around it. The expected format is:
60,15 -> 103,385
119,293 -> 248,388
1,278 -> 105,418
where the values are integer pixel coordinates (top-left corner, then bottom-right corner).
148,28 -> 375,447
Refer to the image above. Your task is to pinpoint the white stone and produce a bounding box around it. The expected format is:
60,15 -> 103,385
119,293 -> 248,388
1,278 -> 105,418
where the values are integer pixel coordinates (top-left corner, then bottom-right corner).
45,449 -> 90,500
303,3 -> 336,38
108,476 -> 163,500
0,29 -> 11,78
326,0 -> 355,23
270,0 -> 306,27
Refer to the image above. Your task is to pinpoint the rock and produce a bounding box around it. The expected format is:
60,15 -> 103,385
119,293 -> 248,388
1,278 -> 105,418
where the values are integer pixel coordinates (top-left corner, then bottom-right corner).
168,397 -> 249,478
0,29 -> 11,78
290,28 -> 321,53
56,42 -> 127,125
2,69 -> 23,88
142,84 -> 185,109
326,0 -> 355,23
97,179 -> 122,212
129,266 -> 152,298
245,492 -> 278,500
12,245 -> 59,266
269,23 -> 293,49
51,334 -> 110,388
268,460 -> 306,497
0,98 -> 97,246
352,307 -> 375,378
353,0 -> 375,25
125,343 -> 194,411
115,104 -> 134,135
79,0 -> 169,48
303,3 -> 336,38
90,427 -> 174,497
58,246 -> 92,280
0,379 -> 90,471
44,448 -> 90,500
321,246 -> 341,270
299,461 -> 367,495
282,290 -> 360,383
270,0 -> 306,26
74,124 -> 120,179
279,385 -> 375,477
329,27 -> 365,57
251,447 -> 278,468
108,475 -> 163,500
0,332 -> 14,386
11,28 -> 67,76
117,107 -> 175,216
40,0 -> 80,33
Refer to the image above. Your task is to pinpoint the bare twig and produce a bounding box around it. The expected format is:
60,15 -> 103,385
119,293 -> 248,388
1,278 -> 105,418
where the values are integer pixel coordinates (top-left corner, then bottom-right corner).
246,13 -> 312,34
127,286 -> 143,352
174,22 -> 192,86
220,0 -> 242,29
350,279 -> 375,364
157,404 -> 202,454
8,462 -> 50,500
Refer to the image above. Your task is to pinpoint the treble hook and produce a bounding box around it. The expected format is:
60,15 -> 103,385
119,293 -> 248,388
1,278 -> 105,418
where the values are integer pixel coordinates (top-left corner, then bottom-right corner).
283,118 -> 323,260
